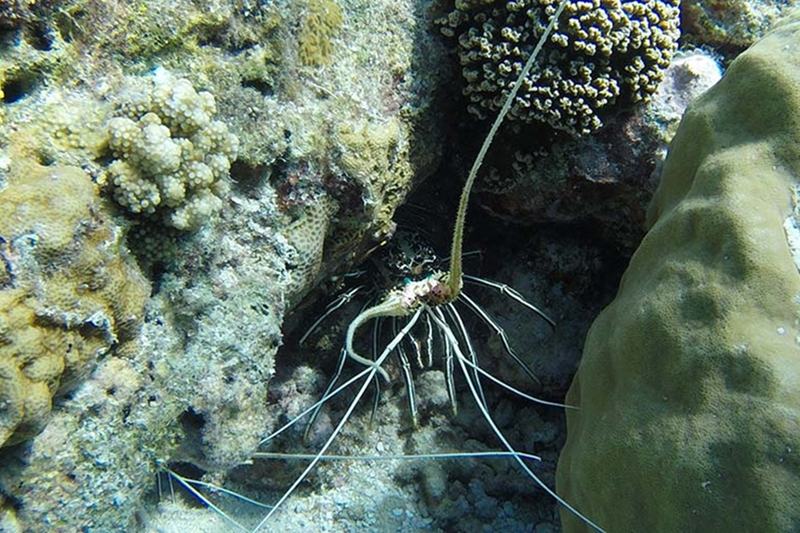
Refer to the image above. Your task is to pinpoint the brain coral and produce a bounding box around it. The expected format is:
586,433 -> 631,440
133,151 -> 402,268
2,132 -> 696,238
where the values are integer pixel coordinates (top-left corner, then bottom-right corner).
105,68 -> 239,231
556,10 -> 800,532
0,165 -> 149,447
438,0 -> 680,136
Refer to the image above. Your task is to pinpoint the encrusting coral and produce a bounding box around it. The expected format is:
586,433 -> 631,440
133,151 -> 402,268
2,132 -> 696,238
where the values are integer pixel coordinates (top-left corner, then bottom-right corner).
298,0 -> 344,66
557,9 -> 800,532
0,164 -> 149,448
104,68 -> 239,231
438,0 -> 680,136
284,194 -> 340,306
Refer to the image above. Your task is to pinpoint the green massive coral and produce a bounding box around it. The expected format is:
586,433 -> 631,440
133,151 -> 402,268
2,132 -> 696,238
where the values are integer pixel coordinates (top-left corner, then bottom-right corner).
439,0 -> 680,136
556,10 -> 800,533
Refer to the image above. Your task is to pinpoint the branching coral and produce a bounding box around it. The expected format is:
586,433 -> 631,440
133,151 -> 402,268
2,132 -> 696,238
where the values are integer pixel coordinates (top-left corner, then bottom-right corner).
104,68 -> 239,231
438,0 -> 680,136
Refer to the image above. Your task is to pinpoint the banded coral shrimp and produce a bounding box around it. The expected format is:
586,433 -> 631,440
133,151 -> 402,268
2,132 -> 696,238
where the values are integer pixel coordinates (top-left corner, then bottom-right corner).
155,0 -> 606,530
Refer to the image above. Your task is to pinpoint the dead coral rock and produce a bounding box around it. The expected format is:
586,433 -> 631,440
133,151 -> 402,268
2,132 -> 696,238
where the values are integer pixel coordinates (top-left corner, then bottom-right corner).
0,165 -> 149,447
473,50 -> 722,251
682,0 -> 797,52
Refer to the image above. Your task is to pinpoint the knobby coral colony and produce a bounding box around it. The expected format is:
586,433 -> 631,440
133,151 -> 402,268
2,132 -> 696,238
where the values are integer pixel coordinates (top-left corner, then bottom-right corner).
170,1 -> 607,531
438,0 -> 680,136
105,68 -> 239,231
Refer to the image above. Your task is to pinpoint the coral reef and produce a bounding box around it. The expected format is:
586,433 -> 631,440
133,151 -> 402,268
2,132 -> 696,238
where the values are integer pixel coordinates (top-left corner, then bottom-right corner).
333,116 -> 414,237
104,68 -> 239,231
438,0 -> 681,136
0,0 -> 448,530
0,165 -> 286,533
0,1 -> 30,29
464,223 -> 628,393
0,352 -> 181,533
0,164 -> 149,447
557,10 -> 800,532
284,193 -> 339,305
49,1 -> 244,61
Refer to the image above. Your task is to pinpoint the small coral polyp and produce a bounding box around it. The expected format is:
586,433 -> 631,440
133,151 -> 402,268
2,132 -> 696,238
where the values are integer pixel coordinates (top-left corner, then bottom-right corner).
105,68 -> 239,230
439,0 -> 680,136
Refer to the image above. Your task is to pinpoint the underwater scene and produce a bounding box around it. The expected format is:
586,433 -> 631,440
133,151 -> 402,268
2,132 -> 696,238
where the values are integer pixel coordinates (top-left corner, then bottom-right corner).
1,1 -> 799,532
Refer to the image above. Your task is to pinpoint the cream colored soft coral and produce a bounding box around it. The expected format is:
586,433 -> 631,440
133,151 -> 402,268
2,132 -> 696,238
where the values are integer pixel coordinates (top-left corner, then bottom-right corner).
104,68 -> 239,230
